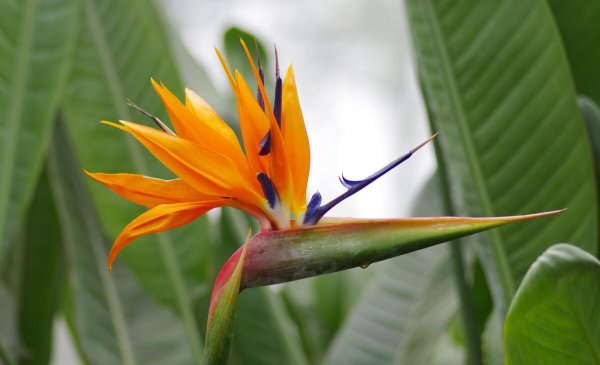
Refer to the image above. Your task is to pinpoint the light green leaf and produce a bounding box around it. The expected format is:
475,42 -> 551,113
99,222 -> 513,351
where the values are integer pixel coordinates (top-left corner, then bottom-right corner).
62,0 -> 209,358
548,0 -> 600,106
504,244 -> 600,365
0,0 -> 78,253
48,121 -> 196,365
405,0 -> 598,310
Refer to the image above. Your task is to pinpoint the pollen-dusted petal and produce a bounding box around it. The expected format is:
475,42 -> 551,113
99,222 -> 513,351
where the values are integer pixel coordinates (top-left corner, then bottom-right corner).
85,171 -> 211,208
113,121 -> 264,208
108,200 -> 227,270
151,80 -> 246,164
282,65 -> 310,215
235,71 -> 270,174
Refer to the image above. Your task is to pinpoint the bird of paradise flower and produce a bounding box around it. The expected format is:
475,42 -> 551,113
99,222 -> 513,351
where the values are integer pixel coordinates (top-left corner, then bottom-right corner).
86,40 -> 561,364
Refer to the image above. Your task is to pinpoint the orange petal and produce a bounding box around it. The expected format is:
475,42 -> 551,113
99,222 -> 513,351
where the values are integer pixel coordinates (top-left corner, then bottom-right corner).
85,171 -> 211,208
238,40 -> 294,207
112,121 -> 265,208
235,71 -> 270,174
108,201 -> 227,270
282,65 -> 310,215
151,80 -> 246,164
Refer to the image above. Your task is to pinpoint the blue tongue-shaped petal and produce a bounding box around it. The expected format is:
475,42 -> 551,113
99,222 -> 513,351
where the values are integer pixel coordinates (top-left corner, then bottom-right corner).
303,133 -> 438,225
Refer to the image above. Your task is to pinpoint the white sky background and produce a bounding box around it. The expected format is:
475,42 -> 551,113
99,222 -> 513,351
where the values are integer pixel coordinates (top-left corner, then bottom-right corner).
52,1 -> 435,363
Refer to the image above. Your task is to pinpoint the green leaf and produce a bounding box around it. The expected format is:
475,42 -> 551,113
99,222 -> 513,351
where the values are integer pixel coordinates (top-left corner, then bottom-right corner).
325,247 -> 459,365
0,283 -> 19,365
48,121 -> 197,365
0,0 -> 79,254
240,211 -> 562,289
579,96 -> 600,222
11,172 -> 65,365
405,0 -> 598,309
62,0 -> 209,358
504,244 -> 600,365
548,0 -> 600,106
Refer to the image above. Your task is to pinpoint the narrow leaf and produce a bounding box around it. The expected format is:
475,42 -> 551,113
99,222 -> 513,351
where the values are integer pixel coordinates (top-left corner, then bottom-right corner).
504,244 -> 600,365
12,172 -> 65,365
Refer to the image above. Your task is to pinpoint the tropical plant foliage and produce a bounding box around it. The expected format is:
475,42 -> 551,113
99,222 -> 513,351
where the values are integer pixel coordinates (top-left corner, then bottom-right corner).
0,0 -> 598,364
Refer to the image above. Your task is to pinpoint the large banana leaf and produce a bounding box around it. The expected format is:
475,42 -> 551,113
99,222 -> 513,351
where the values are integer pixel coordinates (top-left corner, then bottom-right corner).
48,122 -> 197,365
0,0 -> 78,254
504,244 -> 600,365
62,0 -> 209,358
548,0 -> 600,106
405,0 -> 598,310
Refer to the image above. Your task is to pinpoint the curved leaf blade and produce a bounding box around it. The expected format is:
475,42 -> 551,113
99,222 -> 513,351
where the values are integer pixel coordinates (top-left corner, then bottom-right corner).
0,0 -> 78,252
504,244 -> 600,365
405,0 -> 598,308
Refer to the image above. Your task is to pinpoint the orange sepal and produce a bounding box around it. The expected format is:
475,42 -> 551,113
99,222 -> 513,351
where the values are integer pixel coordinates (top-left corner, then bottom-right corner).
108,200 -> 228,270
234,71 -> 270,174
85,171 -> 211,208
108,121 -> 264,208
151,80 -> 246,165
281,65 -> 310,215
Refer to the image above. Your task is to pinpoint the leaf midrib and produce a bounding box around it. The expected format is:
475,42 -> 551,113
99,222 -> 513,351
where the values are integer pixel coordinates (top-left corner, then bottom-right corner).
0,0 -> 37,247
420,0 -> 516,306
82,0 -> 203,362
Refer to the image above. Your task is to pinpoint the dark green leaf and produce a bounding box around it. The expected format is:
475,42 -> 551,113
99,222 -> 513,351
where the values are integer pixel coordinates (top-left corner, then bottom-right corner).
504,244 -> 600,365
548,0 -> 600,106
12,172 -> 64,365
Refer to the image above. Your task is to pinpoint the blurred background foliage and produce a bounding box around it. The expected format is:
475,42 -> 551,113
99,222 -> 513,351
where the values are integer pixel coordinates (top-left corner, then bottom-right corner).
0,0 -> 599,364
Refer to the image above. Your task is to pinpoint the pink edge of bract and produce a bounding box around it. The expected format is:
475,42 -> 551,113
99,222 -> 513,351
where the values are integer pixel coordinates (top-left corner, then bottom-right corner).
207,230 -> 250,320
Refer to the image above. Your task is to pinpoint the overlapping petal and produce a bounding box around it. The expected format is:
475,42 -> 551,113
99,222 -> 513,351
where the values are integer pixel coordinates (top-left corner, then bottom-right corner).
234,71 -> 270,174
85,172 -> 210,208
106,120 -> 265,208
239,41 -> 294,206
108,200 -> 228,270
152,79 -> 246,165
